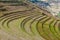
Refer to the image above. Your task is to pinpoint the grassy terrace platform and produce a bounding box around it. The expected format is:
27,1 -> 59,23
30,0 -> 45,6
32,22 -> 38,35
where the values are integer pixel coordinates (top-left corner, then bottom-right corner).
0,1 -> 60,40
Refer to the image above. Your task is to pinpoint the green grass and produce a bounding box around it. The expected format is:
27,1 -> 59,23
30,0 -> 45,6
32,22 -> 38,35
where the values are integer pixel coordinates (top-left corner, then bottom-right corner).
0,2 -> 60,40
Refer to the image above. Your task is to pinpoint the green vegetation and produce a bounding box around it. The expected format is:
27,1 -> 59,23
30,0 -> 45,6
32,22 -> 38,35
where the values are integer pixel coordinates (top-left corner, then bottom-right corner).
0,1 -> 60,40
